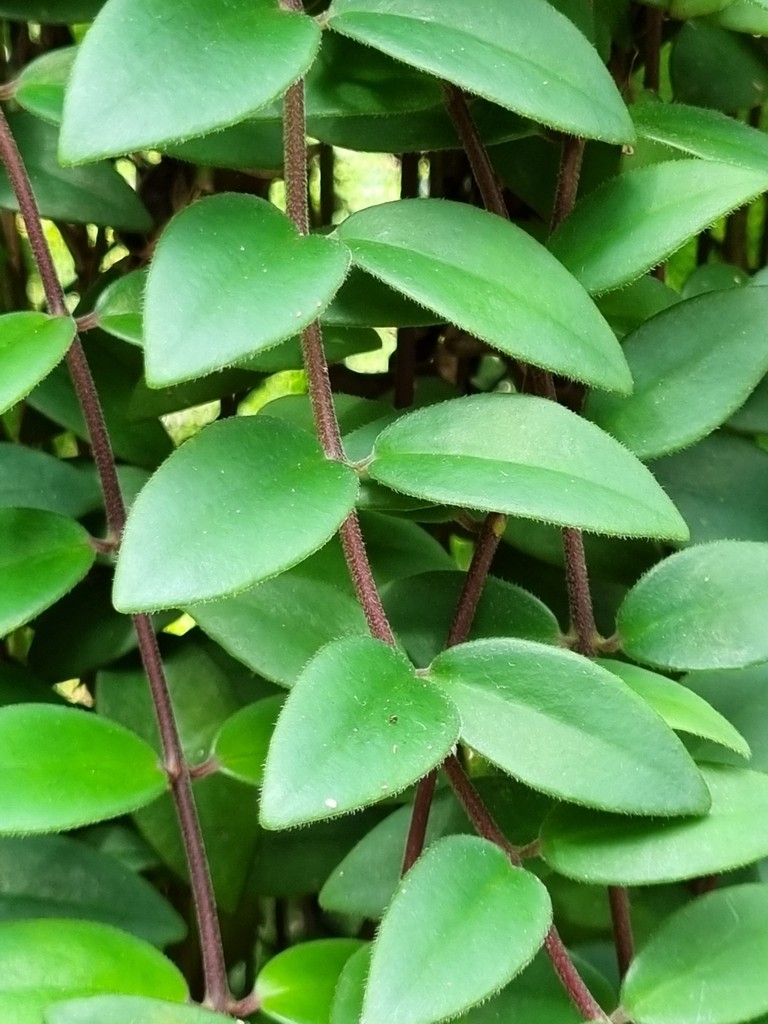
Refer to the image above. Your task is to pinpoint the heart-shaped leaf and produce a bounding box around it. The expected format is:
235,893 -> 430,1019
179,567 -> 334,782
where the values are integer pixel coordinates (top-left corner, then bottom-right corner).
0,508 -> 95,637
541,764 -> 768,886
621,884 -> 768,1024
0,312 -> 75,414
113,416 -> 359,612
260,636 -> 460,828
427,638 -> 709,815
550,159 -> 768,294
585,288 -> 768,459
361,835 -> 551,1024
368,394 -> 689,541
0,919 -> 186,1024
328,0 -> 633,143
257,939 -> 365,1024
60,0 -> 320,163
618,541 -> 768,670
144,194 -> 350,386
0,704 -> 167,833
212,696 -> 284,786
46,997 -> 231,1024
337,200 -> 631,393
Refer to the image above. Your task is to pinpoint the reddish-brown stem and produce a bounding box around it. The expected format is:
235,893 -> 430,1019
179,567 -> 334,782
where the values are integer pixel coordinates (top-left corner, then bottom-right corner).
545,930 -> 611,1022
446,512 -> 507,647
442,83 -> 507,218
401,769 -> 438,875
608,885 -> 635,979
339,513 -> 395,645
550,136 -> 585,235
562,527 -> 598,657
645,7 -> 663,93
0,103 -> 229,1011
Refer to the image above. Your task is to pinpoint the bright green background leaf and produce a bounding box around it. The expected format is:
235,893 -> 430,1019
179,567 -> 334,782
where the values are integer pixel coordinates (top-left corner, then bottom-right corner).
0,312 -> 74,414
258,939 -> 365,1024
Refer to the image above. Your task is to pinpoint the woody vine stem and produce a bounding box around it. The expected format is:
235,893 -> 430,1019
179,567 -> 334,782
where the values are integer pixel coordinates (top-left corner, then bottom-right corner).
0,107 -> 230,1013
281,4 -> 609,1019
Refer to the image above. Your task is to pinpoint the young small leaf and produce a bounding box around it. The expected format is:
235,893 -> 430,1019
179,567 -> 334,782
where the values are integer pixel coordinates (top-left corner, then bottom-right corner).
369,394 -> 689,541
0,312 -> 74,413
618,541 -> 768,670
144,195 -> 350,386
257,939 -> 365,1024
550,159 -> 768,294
337,200 -> 631,393
260,636 -> 460,828
113,416 -> 359,611
427,638 -> 708,815
0,508 -> 94,637
0,704 -> 167,833
621,883 -> 768,1024
212,695 -> 284,787
361,835 -> 551,1024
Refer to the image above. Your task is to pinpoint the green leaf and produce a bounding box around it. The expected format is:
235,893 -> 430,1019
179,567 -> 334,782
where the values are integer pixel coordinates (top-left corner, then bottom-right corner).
632,101 -> 768,169
596,659 -> 749,756
427,638 -> 708,815
369,394 -> 689,540
260,636 -> 460,828
681,262 -> 749,298
328,0 -> 633,143
0,919 -> 186,1024
541,764 -> 768,885
618,541 -> 768,670
651,432 -> 768,546
14,47 -> 74,124
93,270 -> 145,346
144,195 -> 350,386
212,695 -> 284,786
60,0 -> 320,163
670,21 -> 768,112
549,159 -> 768,294
0,834 -> 184,946
113,416 -> 358,611
0,508 -> 94,637
0,312 -> 74,414
0,1 -> 103,20
323,268 -> 442,328
361,835 -> 551,1024
0,112 -> 151,231
595,274 -> 679,339
714,0 -> 768,33
383,570 -> 561,667
0,443 -> 100,519
683,665 -> 768,772
46,997 -> 231,1024
337,200 -> 631,393
257,939 -> 365,1024
584,287 -> 768,459
0,704 -> 166,833
621,883 -> 768,1024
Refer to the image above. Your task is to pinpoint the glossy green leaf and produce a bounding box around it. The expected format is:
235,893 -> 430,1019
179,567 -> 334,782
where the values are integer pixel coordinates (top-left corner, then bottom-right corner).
93,270 -> 145,346
550,159 -> 768,294
632,101 -> 768,170
0,508 -> 94,637
260,636 -> 460,828
14,47 -> 74,124
0,834 -> 184,946
428,638 -> 708,815
166,119 -> 285,171
0,444 -> 100,519
328,0 -> 633,143
144,194 -> 350,386
622,884 -> 768,1024
650,432 -> 768,546
362,835 -> 551,1024
714,0 -> 768,32
212,695 -> 284,786
369,394 -> 689,540
597,659 -> 749,755
618,541 -> 768,670
191,513 -> 451,686
0,919 -> 186,1024
113,416 -> 358,611
60,0 -> 320,162
46,997 -> 231,1024
383,570 -> 560,667
0,113 -> 151,230
0,312 -> 74,414
0,1 -> 103,20
337,200 -> 631,392
323,268 -> 441,328
684,665 -> 768,772
541,765 -> 768,885
258,939 -> 365,1024
0,704 -> 166,832
585,287 -> 768,459
670,21 -> 768,112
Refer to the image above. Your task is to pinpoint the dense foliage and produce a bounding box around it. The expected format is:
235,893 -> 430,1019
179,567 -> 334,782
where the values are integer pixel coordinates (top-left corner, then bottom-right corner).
2,1 -> 768,1022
